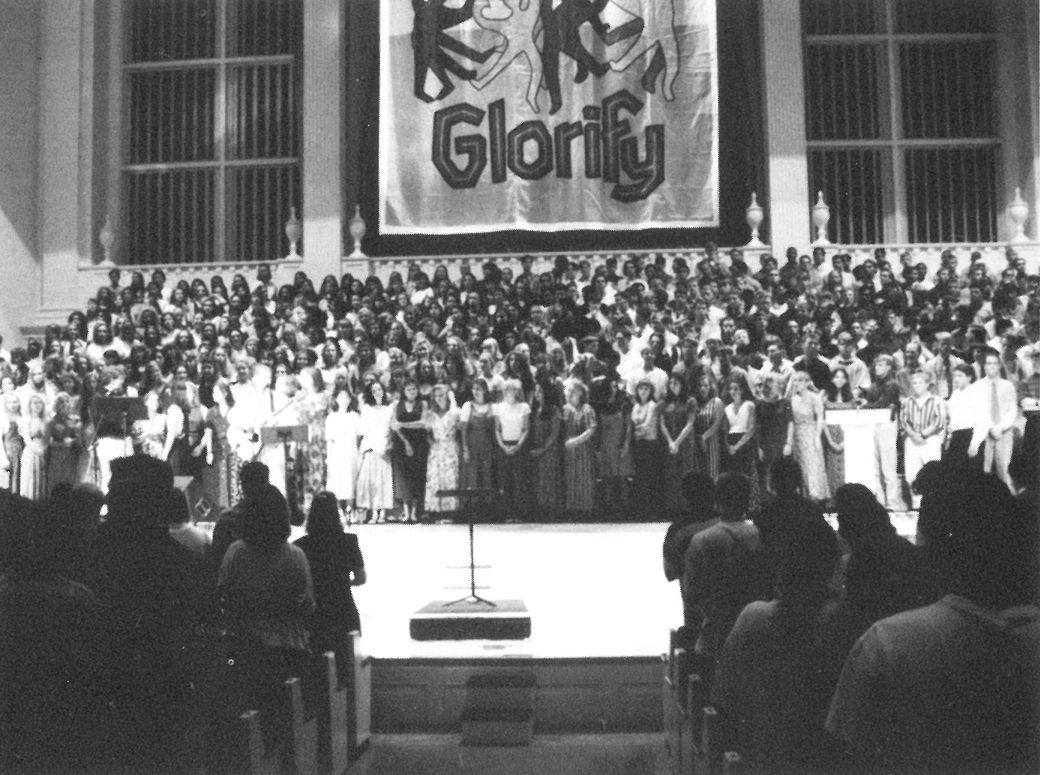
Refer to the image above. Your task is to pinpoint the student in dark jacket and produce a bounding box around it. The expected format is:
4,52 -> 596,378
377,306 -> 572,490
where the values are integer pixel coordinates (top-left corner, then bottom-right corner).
294,490 -> 366,681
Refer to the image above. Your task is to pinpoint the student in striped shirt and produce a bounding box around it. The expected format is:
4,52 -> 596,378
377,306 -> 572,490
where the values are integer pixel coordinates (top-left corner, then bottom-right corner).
901,371 -> 944,509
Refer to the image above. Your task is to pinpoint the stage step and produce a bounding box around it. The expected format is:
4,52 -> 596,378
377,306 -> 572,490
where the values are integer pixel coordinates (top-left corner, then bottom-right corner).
466,674 -> 537,710
461,674 -> 536,746
410,599 -> 531,641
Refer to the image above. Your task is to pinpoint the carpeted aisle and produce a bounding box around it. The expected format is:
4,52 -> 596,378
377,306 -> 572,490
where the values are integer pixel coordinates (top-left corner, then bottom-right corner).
351,733 -> 669,775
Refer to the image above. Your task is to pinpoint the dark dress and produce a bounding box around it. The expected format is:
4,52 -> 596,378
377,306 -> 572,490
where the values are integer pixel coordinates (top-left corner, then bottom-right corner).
660,398 -> 698,516
460,403 -> 496,490
46,416 -> 81,490
3,420 -> 25,494
530,407 -> 563,518
392,400 -> 429,504
293,531 -> 364,680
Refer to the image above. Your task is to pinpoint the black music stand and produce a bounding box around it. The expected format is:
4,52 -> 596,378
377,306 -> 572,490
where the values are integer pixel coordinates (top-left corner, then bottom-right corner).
91,396 -> 147,439
437,487 -> 501,608
260,424 -> 309,519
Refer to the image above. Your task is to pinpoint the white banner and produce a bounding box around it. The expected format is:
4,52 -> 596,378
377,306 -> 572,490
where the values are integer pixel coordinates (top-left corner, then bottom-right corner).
379,0 -> 718,234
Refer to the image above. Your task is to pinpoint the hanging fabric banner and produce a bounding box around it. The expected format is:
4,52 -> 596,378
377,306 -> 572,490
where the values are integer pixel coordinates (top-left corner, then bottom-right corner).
379,0 -> 718,234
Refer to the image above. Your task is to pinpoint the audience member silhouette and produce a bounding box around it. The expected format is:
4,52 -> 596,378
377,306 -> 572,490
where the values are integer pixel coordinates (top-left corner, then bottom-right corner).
210,459 -> 270,572
683,472 -> 773,677
90,454 -> 211,771
753,457 -> 824,569
712,511 -> 847,774
294,490 -> 367,682
662,471 -> 718,636
833,483 -> 937,636
217,483 -> 316,741
0,503 -> 104,773
49,482 -> 104,585
827,470 -> 1040,773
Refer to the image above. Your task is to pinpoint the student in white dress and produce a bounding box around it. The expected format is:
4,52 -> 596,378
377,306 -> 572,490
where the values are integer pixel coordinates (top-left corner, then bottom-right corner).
325,388 -> 361,521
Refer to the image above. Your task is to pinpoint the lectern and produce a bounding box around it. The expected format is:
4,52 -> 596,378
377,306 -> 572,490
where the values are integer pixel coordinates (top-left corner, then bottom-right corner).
825,408 -> 892,495
260,424 -> 309,522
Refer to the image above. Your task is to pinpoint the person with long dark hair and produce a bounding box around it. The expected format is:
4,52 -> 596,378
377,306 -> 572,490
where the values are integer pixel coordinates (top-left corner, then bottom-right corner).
712,512 -> 846,773
294,491 -> 365,681
391,378 -> 428,523
659,374 -> 697,519
591,372 -> 631,520
832,483 -> 936,637
460,377 -> 496,491
530,370 -> 564,520
823,367 -> 855,497
218,484 -> 314,748
722,373 -> 758,496
355,380 -> 395,523
630,378 -> 662,521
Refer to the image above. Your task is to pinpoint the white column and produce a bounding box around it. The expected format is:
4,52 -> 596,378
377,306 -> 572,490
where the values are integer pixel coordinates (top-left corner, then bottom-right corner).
760,0 -> 811,253
1026,0 -> 1040,240
301,0 -> 345,282
0,1 -> 42,343
36,0 -> 92,326
996,0 -> 1036,243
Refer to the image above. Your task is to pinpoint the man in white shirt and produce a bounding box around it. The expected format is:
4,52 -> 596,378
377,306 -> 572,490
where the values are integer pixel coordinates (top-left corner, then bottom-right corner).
968,348 -> 1019,488
923,332 -> 964,400
758,338 -> 793,398
627,347 -> 669,401
829,332 -> 871,396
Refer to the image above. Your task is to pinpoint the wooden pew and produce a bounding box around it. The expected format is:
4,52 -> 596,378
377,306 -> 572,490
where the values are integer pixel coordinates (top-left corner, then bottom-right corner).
316,651 -> 350,775
679,673 -> 707,775
238,676 -> 319,775
346,632 -> 372,757
663,646 -> 689,775
691,706 -> 724,775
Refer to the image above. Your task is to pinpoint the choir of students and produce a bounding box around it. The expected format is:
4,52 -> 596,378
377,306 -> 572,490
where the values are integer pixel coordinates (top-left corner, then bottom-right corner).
0,244 -> 1037,519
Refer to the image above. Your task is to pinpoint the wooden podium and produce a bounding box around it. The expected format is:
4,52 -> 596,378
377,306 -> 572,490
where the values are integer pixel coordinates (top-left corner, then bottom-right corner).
825,408 -> 892,495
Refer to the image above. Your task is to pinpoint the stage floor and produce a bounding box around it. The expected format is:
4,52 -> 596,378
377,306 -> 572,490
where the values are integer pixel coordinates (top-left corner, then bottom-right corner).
328,513 -> 919,661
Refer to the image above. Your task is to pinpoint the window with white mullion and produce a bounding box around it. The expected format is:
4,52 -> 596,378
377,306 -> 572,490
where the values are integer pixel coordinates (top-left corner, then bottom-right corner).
802,0 -> 1000,245
121,0 -> 302,265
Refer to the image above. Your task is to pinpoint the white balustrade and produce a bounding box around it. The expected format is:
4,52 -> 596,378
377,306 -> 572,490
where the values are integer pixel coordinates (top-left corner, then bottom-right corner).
811,190 -> 831,246
349,205 -> 367,260
745,192 -> 766,249
1008,187 -> 1030,244
285,206 -> 302,259
98,215 -> 116,267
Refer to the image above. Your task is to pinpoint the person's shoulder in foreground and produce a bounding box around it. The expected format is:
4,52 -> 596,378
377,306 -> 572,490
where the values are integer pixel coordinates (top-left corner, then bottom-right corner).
827,466 -> 1040,774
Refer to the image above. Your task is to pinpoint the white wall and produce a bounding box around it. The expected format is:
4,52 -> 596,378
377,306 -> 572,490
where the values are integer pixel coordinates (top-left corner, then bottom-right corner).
0,1 -> 41,346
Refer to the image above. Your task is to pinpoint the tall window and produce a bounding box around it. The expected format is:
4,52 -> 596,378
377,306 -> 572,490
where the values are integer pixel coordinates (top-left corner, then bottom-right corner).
122,0 -> 302,264
803,0 -> 999,244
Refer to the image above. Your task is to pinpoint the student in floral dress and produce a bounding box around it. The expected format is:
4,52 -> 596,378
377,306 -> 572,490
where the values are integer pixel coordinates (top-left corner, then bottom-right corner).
424,384 -> 461,518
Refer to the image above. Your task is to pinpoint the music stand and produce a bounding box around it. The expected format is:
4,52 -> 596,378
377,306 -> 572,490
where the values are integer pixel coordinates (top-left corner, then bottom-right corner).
436,487 -> 501,608
91,396 -> 147,438
260,424 -> 310,519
